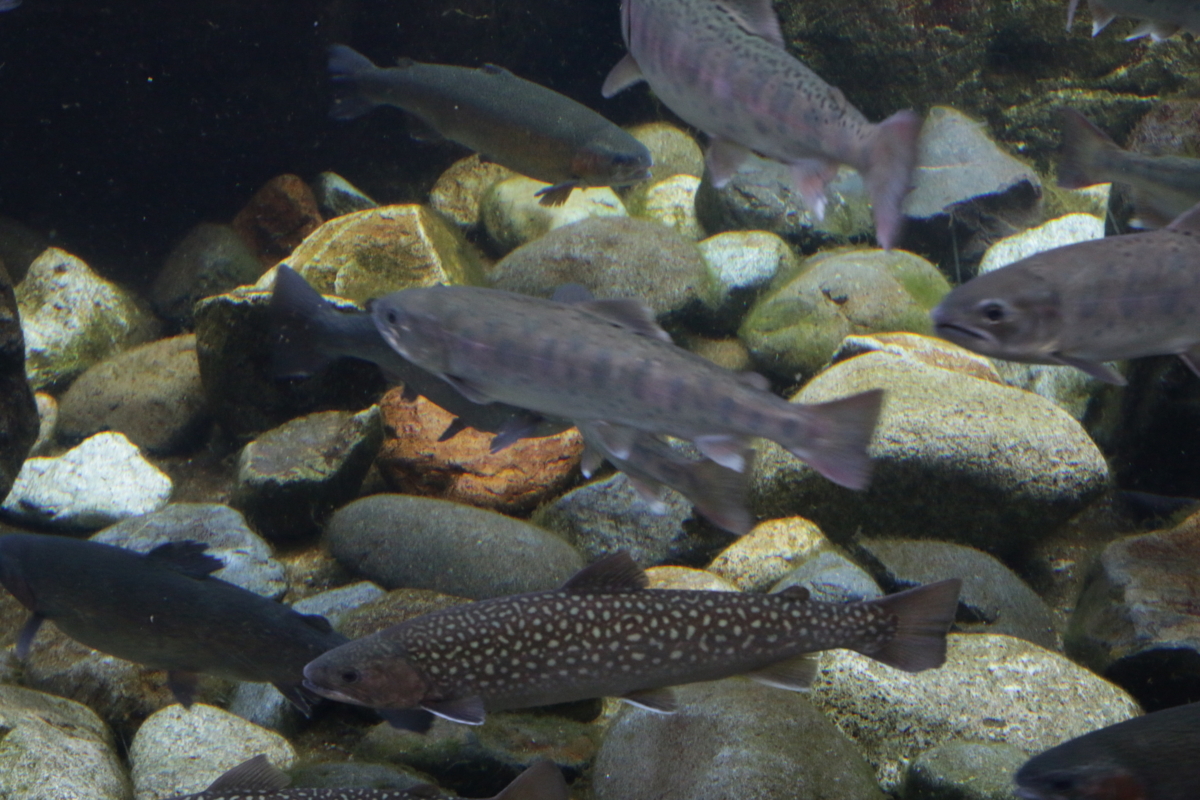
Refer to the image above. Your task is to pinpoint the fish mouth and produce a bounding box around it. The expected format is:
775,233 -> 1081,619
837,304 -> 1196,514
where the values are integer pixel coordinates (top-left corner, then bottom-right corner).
301,678 -> 368,706
933,321 -> 993,345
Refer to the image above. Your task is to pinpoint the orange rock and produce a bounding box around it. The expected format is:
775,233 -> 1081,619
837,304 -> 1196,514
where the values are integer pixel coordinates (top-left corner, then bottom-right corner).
377,388 -> 583,514
233,175 -> 324,266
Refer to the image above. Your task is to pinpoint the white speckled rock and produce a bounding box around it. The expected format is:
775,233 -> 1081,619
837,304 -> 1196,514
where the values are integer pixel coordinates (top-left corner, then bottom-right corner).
627,175 -> 704,241
810,634 -> 1141,793
2,432 -> 172,529
130,704 -> 295,800
707,517 -> 831,592
975,214 -> 1110,419
645,566 -> 739,592
482,176 -> 628,253
0,684 -> 130,800
17,247 -> 159,390
699,230 -> 799,306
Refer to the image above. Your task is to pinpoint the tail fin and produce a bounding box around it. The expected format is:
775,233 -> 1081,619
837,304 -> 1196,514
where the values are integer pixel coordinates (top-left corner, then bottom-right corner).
328,44 -> 382,120
863,109 -> 921,250
688,457 -> 754,535
788,389 -> 884,491
492,761 -> 569,800
859,579 -> 961,672
1057,108 -> 1119,189
269,265 -> 337,378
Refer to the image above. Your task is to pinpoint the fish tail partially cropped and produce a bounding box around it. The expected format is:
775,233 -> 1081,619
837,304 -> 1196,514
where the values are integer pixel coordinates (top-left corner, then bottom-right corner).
1057,107 -> 1119,189
857,579 -> 962,672
492,761 -> 570,800
787,389 -> 884,491
269,265 -> 337,378
688,458 -> 754,535
863,109 -> 921,250
328,43 -> 383,120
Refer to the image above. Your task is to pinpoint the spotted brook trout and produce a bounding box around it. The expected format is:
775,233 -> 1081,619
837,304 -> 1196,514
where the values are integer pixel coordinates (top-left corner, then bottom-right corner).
302,551 -> 961,731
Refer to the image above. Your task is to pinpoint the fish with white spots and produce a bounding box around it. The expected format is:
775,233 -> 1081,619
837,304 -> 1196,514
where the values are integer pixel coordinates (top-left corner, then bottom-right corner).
302,551 -> 961,731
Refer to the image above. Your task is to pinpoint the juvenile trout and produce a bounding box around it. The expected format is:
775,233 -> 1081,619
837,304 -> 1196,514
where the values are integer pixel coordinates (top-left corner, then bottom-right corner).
303,552 -> 960,730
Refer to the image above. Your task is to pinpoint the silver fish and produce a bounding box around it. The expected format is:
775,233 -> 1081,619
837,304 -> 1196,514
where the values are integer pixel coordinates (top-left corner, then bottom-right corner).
1057,108 -> 1200,229
1067,0 -> 1200,40
371,285 -> 883,489
329,45 -> 652,206
578,421 -> 753,535
601,0 -> 920,249
302,551 -> 961,729
168,755 -> 566,800
930,202 -> 1200,385
269,265 -> 569,450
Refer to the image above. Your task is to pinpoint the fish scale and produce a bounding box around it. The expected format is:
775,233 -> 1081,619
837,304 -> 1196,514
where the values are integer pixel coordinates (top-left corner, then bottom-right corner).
303,552 -> 961,728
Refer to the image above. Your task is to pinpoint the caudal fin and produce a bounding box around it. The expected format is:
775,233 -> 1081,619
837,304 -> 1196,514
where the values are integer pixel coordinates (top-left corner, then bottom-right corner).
328,44 -> 382,120
788,389 -> 884,491
863,109 -> 921,250
1057,107 -> 1119,189
859,579 -> 962,672
269,265 -> 337,378
492,761 -> 569,800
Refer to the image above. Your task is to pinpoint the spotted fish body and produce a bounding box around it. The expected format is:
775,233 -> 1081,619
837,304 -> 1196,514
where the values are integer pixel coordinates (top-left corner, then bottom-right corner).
602,0 -> 920,248
168,755 -> 567,800
302,553 -> 960,728
372,285 -> 884,489
931,202 -> 1200,385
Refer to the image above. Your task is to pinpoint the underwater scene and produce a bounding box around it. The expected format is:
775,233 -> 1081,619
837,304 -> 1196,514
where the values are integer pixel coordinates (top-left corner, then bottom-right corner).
3,0 -> 1200,797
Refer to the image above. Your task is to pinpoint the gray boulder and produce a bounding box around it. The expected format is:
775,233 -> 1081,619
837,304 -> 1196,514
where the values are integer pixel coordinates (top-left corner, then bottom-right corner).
902,741 -> 1029,800
151,223 -> 264,327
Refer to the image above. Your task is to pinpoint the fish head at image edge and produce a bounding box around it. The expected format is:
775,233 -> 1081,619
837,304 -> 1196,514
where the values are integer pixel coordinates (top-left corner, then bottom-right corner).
370,290 -> 453,371
930,269 -> 1063,362
1014,762 -> 1146,800
303,642 -> 429,710
573,133 -> 653,187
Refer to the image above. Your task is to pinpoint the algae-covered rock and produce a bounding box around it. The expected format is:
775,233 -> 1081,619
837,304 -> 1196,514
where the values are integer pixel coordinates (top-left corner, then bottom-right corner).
624,174 -> 704,241
627,122 -> 704,180
739,248 -> 950,380
151,223 -> 264,327
17,247 -> 159,390
283,204 -> 486,303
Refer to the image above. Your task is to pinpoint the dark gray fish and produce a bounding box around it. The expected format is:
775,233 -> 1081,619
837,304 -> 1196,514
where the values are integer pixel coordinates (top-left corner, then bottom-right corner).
930,202 -> 1200,385
1067,0 -> 1200,40
1015,702 -> 1200,800
371,285 -> 883,489
167,755 -> 566,800
0,534 -> 346,714
1057,108 -> 1200,229
302,552 -> 960,729
328,45 -> 652,206
602,0 -> 919,248
578,421 -> 753,535
269,265 -> 569,450
0,0 -> 21,10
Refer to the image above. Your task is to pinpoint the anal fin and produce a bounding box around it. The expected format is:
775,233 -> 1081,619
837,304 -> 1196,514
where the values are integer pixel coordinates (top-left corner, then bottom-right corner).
706,137 -> 754,188
787,158 -> 840,221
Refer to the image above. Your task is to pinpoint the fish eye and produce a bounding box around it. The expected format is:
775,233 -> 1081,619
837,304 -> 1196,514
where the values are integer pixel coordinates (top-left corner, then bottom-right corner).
340,669 -> 361,684
386,311 -> 399,325
978,300 -> 1008,323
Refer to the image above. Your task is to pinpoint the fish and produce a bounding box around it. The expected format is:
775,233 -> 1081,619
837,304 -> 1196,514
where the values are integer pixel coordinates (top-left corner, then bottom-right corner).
302,551 -> 961,731
327,44 -> 652,206
1066,0 -> 1200,40
930,201 -> 1200,385
0,0 -> 21,10
577,421 -> 753,535
1015,701 -> 1200,800
1057,108 -> 1200,229
371,284 -> 884,489
601,0 -> 920,249
0,534 -> 347,714
167,754 -> 567,800
269,265 -> 569,450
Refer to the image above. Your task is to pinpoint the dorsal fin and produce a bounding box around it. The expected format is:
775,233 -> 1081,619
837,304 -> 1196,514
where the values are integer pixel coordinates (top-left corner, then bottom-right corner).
1167,201 -> 1200,234
578,298 -> 672,342
715,0 -> 785,47
480,63 -> 511,76
561,551 -> 649,594
145,541 -> 223,579
493,761 -> 569,800
205,755 -> 291,792
775,584 -> 810,601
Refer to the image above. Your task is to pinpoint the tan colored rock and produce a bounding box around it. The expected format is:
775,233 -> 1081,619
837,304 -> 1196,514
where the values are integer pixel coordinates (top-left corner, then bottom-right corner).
282,205 -> 486,303
429,154 -> 516,229
681,334 -> 754,372
627,122 -> 705,180
707,517 -> 831,591
646,566 -> 739,591
626,174 -> 704,241
232,174 -> 323,267
482,176 -> 628,252
377,388 -> 583,514
831,332 -> 1004,385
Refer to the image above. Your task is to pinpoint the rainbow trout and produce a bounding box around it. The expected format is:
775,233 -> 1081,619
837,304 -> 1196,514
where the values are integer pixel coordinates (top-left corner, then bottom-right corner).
303,551 -> 960,731
329,45 -> 651,206
167,755 -> 567,800
1016,702 -> 1200,800
931,202 -> 1200,385
0,534 -> 346,713
601,0 -> 920,249
1067,0 -> 1200,40
371,285 -> 883,489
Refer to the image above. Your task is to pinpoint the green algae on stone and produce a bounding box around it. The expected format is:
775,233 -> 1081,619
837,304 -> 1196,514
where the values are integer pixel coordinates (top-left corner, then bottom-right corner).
739,248 -> 950,380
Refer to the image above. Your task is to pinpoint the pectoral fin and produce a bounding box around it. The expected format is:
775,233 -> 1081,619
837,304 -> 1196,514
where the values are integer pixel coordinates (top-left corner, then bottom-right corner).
535,183 -> 577,207
745,654 -> 819,691
621,687 -> 677,713
1050,353 -> 1126,385
16,613 -> 44,660
1178,347 -> 1200,379
422,694 -> 486,725
168,670 -> 201,708
706,137 -> 754,188
601,53 -> 645,98
694,435 -> 750,472
440,374 -> 496,404
205,755 -> 291,792
379,708 -> 435,732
